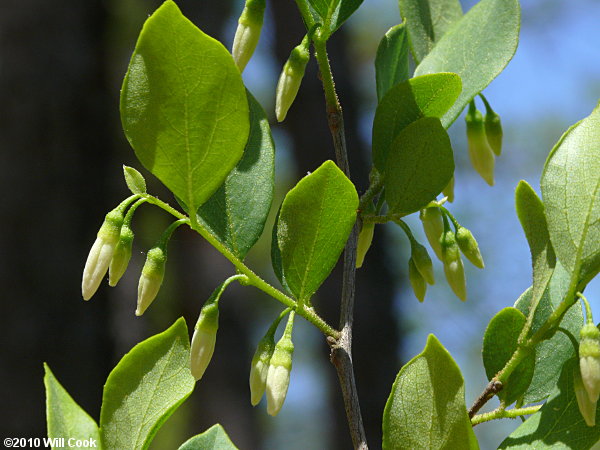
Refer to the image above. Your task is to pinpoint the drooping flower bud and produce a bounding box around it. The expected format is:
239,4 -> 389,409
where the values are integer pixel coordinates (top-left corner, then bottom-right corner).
275,37 -> 310,122
356,222 -> 375,268
408,258 -> 426,302
455,226 -> 484,269
190,298 -> 219,381
419,207 -> 444,261
231,0 -> 266,72
575,364 -> 597,426
136,247 -> 166,316
466,102 -> 495,186
108,225 -> 134,287
249,330 -> 276,406
82,209 -> 124,300
484,109 -> 503,156
266,313 -> 295,416
411,241 -> 435,285
580,323 -> 600,403
442,176 -> 455,203
441,230 -> 466,301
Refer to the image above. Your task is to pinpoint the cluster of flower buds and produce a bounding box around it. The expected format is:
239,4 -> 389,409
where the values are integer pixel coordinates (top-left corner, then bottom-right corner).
231,0 -> 266,72
275,34 -> 311,122
576,295 -> 600,426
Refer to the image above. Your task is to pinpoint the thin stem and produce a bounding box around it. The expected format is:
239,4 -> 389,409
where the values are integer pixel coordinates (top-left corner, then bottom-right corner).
438,205 -> 460,231
468,380 -> 503,418
314,35 -> 368,450
358,173 -> 383,212
362,213 -> 406,224
471,405 -> 542,426
578,292 -> 593,324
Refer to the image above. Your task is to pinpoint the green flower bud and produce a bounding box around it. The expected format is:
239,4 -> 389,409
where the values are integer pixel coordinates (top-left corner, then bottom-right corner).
408,258 -> 426,302
275,40 -> 310,122
82,209 -> 124,300
108,225 -> 134,287
466,104 -> 495,186
419,208 -> 444,261
442,175 -> 455,203
484,110 -> 503,156
136,247 -> 166,316
190,299 -> 219,381
441,230 -> 466,301
580,323 -> 600,403
455,226 -> 484,269
266,314 -> 295,416
249,332 -> 276,406
231,0 -> 266,72
411,242 -> 435,285
575,364 -> 597,426
356,222 -> 375,268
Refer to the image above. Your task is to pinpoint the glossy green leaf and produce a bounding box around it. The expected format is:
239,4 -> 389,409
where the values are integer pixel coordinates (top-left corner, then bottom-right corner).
375,24 -> 410,102
514,262 -> 583,404
515,180 -> 556,312
482,307 -> 535,406
197,92 -> 275,260
398,0 -> 463,63
384,117 -> 454,215
541,102 -> 600,286
275,160 -> 358,301
271,207 -> 291,295
414,0 -> 520,127
121,1 -> 249,213
307,0 -> 363,34
179,424 -> 238,450
372,72 -> 461,171
100,317 -> 195,450
382,334 -> 478,449
123,165 -> 147,194
499,358 -> 600,449
44,364 -> 101,445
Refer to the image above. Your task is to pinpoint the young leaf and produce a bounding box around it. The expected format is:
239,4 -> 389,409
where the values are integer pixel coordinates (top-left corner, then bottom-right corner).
123,165 -> 147,194
414,0 -> 520,127
372,72 -> 461,171
44,364 -> 101,444
375,24 -> 410,102
514,264 -> 583,404
398,0 -> 463,64
100,317 -> 195,450
178,424 -> 238,450
382,334 -> 478,449
541,102 -> 600,286
307,0 -> 364,34
384,117 -> 454,215
482,307 -> 535,406
197,91 -> 275,260
275,160 -> 358,301
499,358 -> 600,449
121,1 -> 249,214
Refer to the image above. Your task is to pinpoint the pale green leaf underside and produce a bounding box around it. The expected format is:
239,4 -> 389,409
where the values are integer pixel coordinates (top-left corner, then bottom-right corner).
178,424 -> 238,450
121,0 -> 249,213
382,334 -> 478,449
197,91 -> 275,260
44,364 -> 101,445
399,0 -> 463,64
541,102 -> 600,286
100,317 -> 195,450
414,0 -> 520,127
372,72 -> 461,171
276,160 -> 358,301
375,24 -> 410,102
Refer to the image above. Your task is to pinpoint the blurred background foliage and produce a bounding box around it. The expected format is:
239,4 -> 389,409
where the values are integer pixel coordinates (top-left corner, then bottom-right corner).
0,0 -> 598,448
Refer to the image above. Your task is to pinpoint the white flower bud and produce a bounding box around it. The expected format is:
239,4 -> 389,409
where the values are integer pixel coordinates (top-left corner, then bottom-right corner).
231,0 -> 265,72
82,209 -> 124,300
575,364 -> 597,427
190,301 -> 219,381
419,208 -> 444,261
136,247 -> 166,316
266,316 -> 294,416
249,334 -> 275,406
108,225 -> 134,287
275,43 -> 310,122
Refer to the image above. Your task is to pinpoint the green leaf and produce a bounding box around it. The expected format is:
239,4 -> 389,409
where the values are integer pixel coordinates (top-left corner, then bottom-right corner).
100,317 -> 195,450
271,207 -> 291,295
384,117 -> 454,215
482,307 -> 535,406
499,358 -> 600,449
515,180 -> 556,314
541,102 -> 600,286
372,72 -> 461,171
178,424 -> 238,450
414,0 -> 520,127
44,364 -> 101,446
197,92 -> 275,260
375,24 -> 410,102
123,165 -> 147,194
307,0 -> 363,34
514,262 -> 583,404
398,0 -> 463,64
121,0 -> 249,213
275,160 -> 358,301
382,334 -> 478,449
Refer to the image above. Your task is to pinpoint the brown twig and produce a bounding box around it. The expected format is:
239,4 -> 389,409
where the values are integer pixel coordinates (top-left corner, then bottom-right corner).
468,380 -> 503,418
